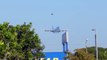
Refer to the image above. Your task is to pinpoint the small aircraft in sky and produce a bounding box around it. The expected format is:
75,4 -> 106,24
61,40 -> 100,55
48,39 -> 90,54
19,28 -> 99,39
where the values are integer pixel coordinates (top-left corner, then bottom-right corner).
44,27 -> 67,33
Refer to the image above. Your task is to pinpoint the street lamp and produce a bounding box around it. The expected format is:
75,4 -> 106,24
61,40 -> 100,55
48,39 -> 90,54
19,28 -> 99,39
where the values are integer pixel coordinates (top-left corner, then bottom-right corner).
85,39 -> 88,53
92,29 -> 98,60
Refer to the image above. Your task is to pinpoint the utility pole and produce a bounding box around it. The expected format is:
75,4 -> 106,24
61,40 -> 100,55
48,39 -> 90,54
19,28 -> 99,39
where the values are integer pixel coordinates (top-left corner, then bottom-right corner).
92,29 -> 98,60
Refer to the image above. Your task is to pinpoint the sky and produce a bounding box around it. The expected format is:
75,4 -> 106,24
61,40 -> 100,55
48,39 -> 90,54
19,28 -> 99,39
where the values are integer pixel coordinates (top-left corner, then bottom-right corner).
0,0 -> 107,52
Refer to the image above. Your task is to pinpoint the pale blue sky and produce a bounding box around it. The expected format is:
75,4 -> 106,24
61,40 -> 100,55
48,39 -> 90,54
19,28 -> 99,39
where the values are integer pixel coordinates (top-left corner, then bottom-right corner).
0,0 -> 107,52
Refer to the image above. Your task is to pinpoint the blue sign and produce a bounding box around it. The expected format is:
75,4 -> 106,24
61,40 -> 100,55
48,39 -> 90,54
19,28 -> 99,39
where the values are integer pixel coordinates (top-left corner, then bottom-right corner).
40,52 -> 66,60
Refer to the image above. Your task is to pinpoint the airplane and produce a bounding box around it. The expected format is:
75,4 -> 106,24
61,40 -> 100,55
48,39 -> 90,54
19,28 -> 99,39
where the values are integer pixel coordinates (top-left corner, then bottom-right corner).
44,27 -> 67,33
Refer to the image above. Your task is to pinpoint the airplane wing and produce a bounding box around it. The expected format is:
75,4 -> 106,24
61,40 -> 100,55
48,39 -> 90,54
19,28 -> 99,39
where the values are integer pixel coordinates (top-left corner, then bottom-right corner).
60,30 -> 67,32
44,30 -> 53,32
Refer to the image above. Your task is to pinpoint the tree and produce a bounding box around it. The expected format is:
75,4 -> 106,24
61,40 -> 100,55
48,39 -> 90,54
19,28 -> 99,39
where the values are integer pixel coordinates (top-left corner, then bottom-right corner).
68,47 -> 107,60
87,47 -> 107,60
0,22 -> 44,60
67,48 -> 95,60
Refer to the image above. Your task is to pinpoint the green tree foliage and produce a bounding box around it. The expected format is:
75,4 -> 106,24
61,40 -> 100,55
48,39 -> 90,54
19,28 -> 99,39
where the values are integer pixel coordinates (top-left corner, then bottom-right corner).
68,47 -> 107,60
67,48 -> 95,60
0,22 -> 44,60
87,47 -> 107,60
